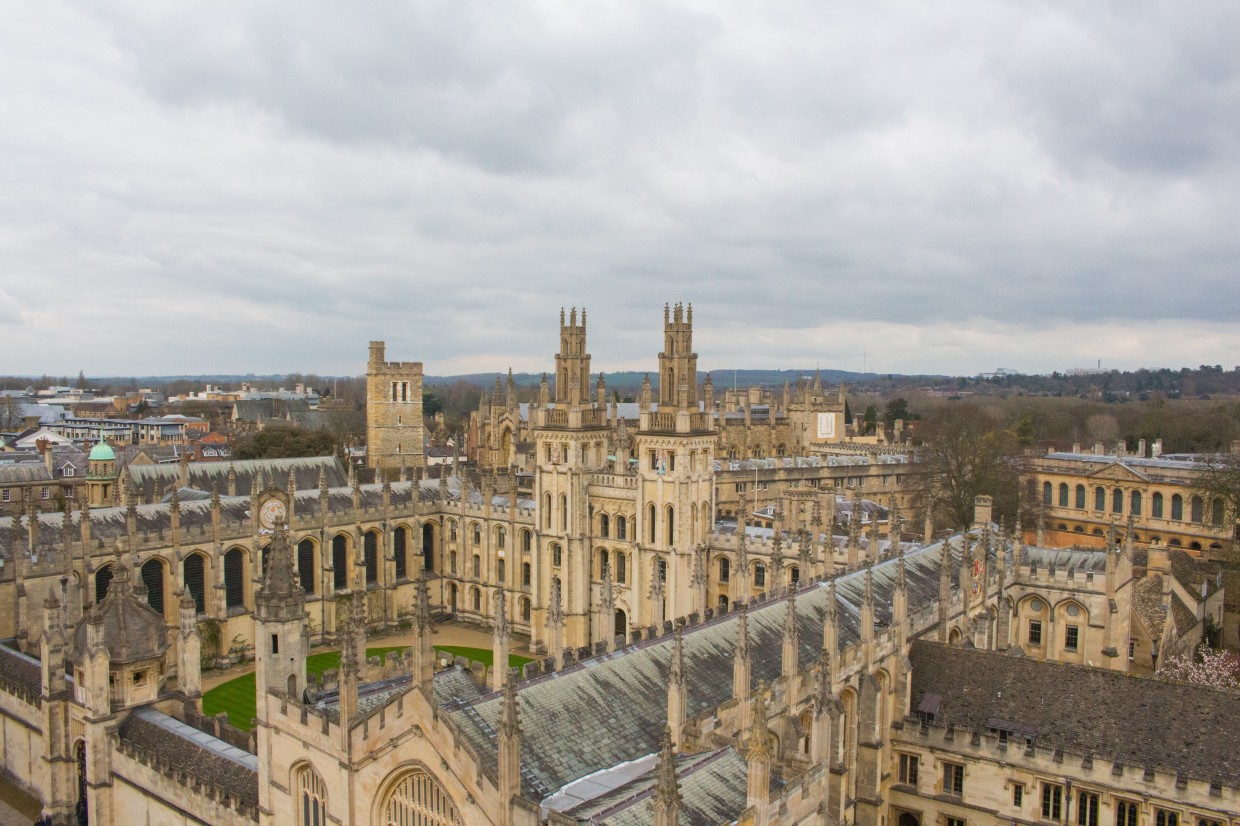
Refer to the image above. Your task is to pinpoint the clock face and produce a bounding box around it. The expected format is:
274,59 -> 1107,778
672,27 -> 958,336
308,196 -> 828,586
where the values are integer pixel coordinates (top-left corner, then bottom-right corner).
259,499 -> 287,530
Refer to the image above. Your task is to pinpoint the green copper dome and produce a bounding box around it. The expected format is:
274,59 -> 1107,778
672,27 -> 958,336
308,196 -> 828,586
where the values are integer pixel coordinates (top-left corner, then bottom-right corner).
88,440 -> 115,462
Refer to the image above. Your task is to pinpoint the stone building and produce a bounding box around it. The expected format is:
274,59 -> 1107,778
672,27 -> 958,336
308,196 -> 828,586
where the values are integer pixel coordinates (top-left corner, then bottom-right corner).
1026,445 -> 1234,555
0,307 -> 1233,825
365,340 -> 424,475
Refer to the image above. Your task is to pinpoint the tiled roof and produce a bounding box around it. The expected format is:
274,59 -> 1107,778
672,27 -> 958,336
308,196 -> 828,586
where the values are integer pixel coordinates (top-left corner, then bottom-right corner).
448,536 -> 976,802
566,747 -> 749,826
119,707 -> 258,809
1131,574 -> 1167,639
908,640 -> 1240,786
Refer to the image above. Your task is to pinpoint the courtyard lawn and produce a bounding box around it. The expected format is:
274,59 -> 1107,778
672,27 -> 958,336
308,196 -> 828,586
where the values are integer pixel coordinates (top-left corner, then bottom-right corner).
203,646 -> 407,730
201,645 -> 531,730
433,645 -> 533,669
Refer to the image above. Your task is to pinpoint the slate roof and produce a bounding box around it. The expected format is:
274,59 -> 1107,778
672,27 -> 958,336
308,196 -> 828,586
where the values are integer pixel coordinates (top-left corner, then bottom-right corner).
1019,546 -> 1107,575
908,640 -> 1240,786
1167,549 -> 1223,598
0,463 -> 53,484
447,535 -> 978,803
0,643 -> 44,699
119,707 -> 258,809
1131,574 -> 1168,639
125,456 -> 347,499
563,748 -> 749,826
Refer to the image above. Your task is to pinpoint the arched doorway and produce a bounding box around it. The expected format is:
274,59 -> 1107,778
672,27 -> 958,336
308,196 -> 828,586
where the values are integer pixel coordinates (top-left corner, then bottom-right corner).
898,812 -> 921,826
614,609 -> 627,641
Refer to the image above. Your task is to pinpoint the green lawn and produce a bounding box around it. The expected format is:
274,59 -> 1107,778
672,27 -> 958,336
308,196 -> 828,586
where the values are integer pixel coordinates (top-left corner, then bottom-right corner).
202,645 -> 532,730
203,646 -> 405,729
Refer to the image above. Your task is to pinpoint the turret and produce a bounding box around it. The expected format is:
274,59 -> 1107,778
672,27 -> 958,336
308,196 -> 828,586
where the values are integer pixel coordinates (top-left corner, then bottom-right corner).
651,727 -> 682,826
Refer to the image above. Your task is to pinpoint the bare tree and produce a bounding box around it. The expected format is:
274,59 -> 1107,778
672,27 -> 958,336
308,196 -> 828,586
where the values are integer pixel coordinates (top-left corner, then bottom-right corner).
915,403 -> 1024,531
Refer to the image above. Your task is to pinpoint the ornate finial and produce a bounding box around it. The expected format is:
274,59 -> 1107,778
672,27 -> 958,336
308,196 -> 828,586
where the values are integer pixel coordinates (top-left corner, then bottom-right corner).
651,726 -> 682,814
747,688 -> 770,758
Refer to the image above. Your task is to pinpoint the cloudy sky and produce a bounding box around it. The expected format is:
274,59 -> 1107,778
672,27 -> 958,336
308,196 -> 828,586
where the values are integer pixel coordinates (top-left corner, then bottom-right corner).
3,2 -> 1238,379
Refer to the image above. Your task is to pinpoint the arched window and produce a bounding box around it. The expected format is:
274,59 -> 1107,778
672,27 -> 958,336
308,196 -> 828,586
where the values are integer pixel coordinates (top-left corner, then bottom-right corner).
1191,495 -> 1203,523
1075,485 -> 1086,509
1130,491 -> 1142,516
790,565 -> 800,585
1094,486 -> 1105,511
393,527 -> 407,580
496,527 -> 506,549
521,530 -> 532,552
141,559 -> 165,615
296,764 -> 327,826
599,514 -> 610,538
224,549 -> 245,609
472,555 -> 481,579
381,770 -> 460,826
754,563 -> 766,589
1172,494 -> 1184,521
521,562 -> 531,587
544,494 -> 552,528
598,549 -> 609,580
292,539 -> 315,594
422,523 -> 436,573
183,554 -> 206,613
332,535 -> 348,590
497,558 -> 506,583
95,564 -> 113,604
520,597 -> 531,622
1112,488 -> 1123,514
364,532 -> 379,585
1212,497 -> 1224,527
560,494 -> 568,530
552,543 -> 563,567
471,588 -> 481,612
471,522 -> 481,545
1153,492 -> 1164,518
449,551 -> 457,575
1043,482 -> 1052,505
648,504 -> 657,543
449,519 -> 458,541
718,557 -> 731,583
615,552 -> 626,583
666,506 -> 675,545
1058,483 -> 1069,507
616,516 -> 627,540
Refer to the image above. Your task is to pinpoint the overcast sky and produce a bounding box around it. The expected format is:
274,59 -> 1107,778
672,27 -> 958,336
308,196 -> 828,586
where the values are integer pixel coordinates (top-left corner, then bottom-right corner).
3,2 -> 1238,379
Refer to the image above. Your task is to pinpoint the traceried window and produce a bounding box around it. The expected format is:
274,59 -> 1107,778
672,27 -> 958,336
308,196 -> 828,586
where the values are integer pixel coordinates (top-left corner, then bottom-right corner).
1115,800 -> 1139,826
616,516 -> 627,539
1155,811 -> 1178,826
382,770 -> 460,826
615,552 -> 626,584
1042,783 -> 1063,820
719,557 -> 730,583
224,549 -> 245,609
1077,791 -> 1100,826
296,764 -> 327,826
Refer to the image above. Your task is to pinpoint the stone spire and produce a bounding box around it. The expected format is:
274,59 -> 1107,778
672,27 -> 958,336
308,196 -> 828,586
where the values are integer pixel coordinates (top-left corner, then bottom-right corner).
177,588 -> 201,702
639,373 -> 653,413
546,577 -> 565,666
650,727 -> 682,826
497,673 -> 521,826
733,603 -> 751,727
411,572 -> 435,691
797,529 -> 812,581
599,561 -> 616,651
781,593 -> 799,708
745,687 -> 772,822
256,523 -> 303,623
667,623 -> 686,749
769,507 -> 785,593
823,578 -> 838,665
938,538 -> 953,642
846,496 -> 861,569
491,587 -> 511,692
888,498 -> 901,554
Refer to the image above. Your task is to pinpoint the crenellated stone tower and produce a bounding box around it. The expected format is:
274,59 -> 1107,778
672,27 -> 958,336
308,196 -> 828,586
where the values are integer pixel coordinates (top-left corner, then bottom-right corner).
366,340 -> 425,475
